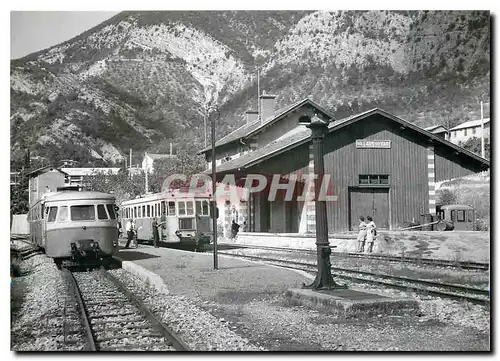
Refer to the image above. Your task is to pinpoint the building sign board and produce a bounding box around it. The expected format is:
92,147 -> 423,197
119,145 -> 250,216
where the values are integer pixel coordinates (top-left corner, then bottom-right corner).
355,140 -> 391,149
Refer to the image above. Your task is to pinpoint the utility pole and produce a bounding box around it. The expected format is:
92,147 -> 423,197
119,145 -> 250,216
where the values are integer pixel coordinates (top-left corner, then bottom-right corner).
480,101 -> 485,158
208,105 -> 220,270
129,149 -> 132,179
257,68 -> 260,121
145,151 -> 149,194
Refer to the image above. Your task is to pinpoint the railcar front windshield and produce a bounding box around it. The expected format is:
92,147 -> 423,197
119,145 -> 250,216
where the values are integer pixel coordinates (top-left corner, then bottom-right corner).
71,205 -> 96,221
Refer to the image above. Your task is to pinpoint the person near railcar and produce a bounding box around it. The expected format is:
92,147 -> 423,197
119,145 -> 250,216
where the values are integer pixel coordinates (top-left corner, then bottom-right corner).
365,216 -> 377,253
125,219 -> 134,249
231,219 -> 240,240
357,216 -> 367,253
152,217 -> 166,248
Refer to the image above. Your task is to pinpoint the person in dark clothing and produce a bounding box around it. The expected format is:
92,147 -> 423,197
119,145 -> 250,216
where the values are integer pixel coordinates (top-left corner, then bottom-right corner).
231,220 -> 240,240
152,218 -> 160,248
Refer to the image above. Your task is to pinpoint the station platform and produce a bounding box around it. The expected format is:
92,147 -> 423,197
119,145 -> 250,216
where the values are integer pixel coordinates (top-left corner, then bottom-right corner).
113,241 -> 419,318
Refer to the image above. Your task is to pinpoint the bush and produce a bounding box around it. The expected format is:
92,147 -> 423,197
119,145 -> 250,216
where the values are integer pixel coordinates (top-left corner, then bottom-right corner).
437,188 -> 459,205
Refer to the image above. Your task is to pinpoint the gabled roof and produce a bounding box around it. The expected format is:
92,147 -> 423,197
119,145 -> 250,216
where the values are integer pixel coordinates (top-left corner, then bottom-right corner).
27,166 -> 68,178
424,124 -> 448,133
450,118 -> 490,131
211,108 -> 490,175
199,98 -> 334,154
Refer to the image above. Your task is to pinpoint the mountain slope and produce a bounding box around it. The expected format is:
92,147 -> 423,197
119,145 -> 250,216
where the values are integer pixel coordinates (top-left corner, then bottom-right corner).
10,10 -> 490,168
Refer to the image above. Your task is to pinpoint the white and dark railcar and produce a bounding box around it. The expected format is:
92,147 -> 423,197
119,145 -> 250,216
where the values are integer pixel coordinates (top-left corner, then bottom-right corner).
28,189 -> 119,267
120,189 -> 215,250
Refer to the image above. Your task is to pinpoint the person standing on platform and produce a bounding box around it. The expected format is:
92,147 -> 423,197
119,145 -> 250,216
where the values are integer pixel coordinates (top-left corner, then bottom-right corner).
231,219 -> 240,240
365,216 -> 377,253
125,219 -> 134,249
152,218 -> 160,248
357,216 -> 367,252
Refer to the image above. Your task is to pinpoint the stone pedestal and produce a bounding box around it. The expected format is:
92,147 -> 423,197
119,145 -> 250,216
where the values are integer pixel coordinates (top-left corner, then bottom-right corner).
285,288 -> 419,319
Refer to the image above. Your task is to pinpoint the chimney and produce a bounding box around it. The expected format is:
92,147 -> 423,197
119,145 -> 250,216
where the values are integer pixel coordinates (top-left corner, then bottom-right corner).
245,111 -> 259,125
259,92 -> 277,123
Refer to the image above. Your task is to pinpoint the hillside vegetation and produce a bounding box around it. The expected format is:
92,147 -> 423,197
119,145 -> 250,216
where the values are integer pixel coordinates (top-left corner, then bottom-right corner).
10,10 -> 490,168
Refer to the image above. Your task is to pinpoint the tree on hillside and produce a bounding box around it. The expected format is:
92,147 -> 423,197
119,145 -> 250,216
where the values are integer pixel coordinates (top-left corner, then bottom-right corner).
459,136 -> 490,159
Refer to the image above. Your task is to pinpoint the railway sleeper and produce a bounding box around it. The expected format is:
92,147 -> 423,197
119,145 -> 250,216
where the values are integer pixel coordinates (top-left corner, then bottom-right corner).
96,332 -> 164,342
89,311 -> 138,319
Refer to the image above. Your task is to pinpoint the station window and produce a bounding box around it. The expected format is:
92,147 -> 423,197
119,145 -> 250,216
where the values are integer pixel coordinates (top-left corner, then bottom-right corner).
464,129 -> 468,136
359,174 -> 389,185
472,127 -> 476,135
457,210 -> 466,222
168,201 -> 176,216
71,205 -> 95,221
58,206 -> 69,222
97,204 -> 108,220
47,207 -> 58,222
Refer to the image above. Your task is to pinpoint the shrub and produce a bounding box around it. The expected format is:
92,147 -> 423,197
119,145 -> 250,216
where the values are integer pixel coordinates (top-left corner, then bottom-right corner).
437,188 -> 459,205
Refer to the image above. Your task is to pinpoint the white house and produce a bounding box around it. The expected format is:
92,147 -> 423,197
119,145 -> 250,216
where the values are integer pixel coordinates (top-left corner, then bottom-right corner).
449,118 -> 490,144
141,153 -> 176,173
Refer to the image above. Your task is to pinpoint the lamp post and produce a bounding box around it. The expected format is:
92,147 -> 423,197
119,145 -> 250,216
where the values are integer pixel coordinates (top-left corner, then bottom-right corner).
208,104 -> 220,270
300,113 -> 346,290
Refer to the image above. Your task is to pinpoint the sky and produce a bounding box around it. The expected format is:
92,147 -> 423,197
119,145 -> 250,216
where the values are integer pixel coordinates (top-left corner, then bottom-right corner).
10,11 -> 120,59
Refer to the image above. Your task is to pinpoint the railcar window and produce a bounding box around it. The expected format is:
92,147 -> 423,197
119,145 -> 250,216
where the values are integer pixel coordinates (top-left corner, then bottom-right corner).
196,200 -> 210,216
168,201 -> 176,216
147,205 -> 151,217
142,205 -> 145,218
106,204 -> 116,219
134,207 -> 137,218
457,210 -> 466,222
97,205 -> 108,220
196,201 -> 201,215
202,200 -> 209,215
47,207 -> 58,222
186,201 -> 194,216
58,206 -> 69,222
178,201 -> 186,216
71,205 -> 96,221
179,218 -> 194,230
161,201 -> 166,214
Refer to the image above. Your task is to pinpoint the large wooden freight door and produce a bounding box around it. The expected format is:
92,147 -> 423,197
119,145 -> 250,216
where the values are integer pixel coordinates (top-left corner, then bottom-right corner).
349,188 -> 389,230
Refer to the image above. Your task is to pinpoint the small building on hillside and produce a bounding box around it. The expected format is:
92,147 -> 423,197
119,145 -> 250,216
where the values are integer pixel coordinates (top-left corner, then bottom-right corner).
424,124 -> 449,140
61,167 -> 121,188
142,152 -> 176,173
449,118 -> 490,144
200,95 -> 490,234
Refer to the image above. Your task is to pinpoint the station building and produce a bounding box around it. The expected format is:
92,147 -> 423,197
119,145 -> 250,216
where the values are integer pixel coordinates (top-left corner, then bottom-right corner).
200,94 -> 490,234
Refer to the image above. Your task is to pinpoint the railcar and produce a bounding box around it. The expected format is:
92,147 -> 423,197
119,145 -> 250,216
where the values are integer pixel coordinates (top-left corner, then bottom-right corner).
435,204 -> 476,231
120,188 -> 215,251
28,189 -> 119,267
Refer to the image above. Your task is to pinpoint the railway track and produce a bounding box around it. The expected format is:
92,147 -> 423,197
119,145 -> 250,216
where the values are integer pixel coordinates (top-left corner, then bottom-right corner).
217,252 -> 490,306
218,243 -> 489,271
61,268 -> 189,351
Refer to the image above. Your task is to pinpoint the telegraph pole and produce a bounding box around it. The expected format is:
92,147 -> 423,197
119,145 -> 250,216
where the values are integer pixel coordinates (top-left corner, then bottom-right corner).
208,105 -> 220,270
480,101 -> 485,158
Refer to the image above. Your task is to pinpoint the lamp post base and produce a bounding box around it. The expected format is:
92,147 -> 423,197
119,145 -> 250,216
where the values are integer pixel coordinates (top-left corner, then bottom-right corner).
302,246 -> 347,290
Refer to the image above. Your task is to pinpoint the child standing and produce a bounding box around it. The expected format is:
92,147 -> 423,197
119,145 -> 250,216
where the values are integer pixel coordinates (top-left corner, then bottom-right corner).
365,216 -> 377,253
357,216 -> 367,253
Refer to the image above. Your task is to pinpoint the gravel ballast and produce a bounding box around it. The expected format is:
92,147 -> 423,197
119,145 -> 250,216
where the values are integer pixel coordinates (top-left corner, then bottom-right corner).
11,244 -> 490,351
